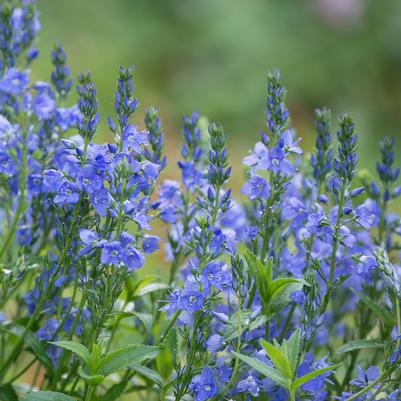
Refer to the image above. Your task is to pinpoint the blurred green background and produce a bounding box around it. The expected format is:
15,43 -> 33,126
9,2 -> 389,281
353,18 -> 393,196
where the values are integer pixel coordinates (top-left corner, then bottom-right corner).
33,0 -> 401,181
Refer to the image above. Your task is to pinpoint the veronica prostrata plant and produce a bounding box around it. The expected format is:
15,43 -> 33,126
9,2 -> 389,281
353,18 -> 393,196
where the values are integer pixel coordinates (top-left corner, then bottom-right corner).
0,2 -> 401,401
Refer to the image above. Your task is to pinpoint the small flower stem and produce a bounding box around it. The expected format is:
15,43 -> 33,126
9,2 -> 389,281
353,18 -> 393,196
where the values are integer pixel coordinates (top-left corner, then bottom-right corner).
159,310 -> 180,344
344,373 -> 385,401
260,172 -> 274,263
321,183 -> 346,315
84,384 -> 94,401
115,176 -> 127,240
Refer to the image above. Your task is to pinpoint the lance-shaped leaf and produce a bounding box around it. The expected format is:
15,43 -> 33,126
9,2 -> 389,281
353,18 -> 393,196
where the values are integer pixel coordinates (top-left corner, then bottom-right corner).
244,250 -> 309,316
96,344 -> 159,376
50,341 -> 91,366
336,339 -> 383,354
284,329 -> 301,375
20,391 -> 76,401
291,363 -> 341,391
232,351 -> 290,389
260,339 -> 292,379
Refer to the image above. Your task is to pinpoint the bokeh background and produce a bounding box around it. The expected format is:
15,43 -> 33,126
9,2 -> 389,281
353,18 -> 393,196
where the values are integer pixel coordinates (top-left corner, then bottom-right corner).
33,0 -> 401,184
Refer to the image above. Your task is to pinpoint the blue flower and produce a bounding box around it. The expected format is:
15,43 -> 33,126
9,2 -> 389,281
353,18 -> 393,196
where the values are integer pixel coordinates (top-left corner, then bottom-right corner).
90,188 -> 111,216
101,241 -> 123,266
200,261 -> 231,292
77,164 -> 103,194
28,173 -> 43,195
241,175 -> 270,200
122,124 -> 148,153
53,181 -> 80,205
78,229 -> 106,256
0,149 -> 16,176
142,235 -> 159,254
265,145 -> 293,174
123,245 -> 144,271
32,92 -> 56,120
350,365 -> 380,388
189,366 -> 218,401
36,318 -> 58,341
0,68 -> 29,95
238,374 -> 260,397
178,288 -> 204,312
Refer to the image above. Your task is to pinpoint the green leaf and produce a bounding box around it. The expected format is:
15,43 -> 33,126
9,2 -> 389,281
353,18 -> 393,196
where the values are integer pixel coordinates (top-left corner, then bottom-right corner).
336,339 -> 384,354
131,312 -> 153,333
20,391 -> 76,401
270,278 -> 309,299
50,341 -> 91,366
1,323 -> 52,369
269,282 -> 304,315
134,282 -> 169,297
99,380 -> 129,401
0,384 -> 18,401
285,329 -> 301,375
77,366 -> 105,385
353,290 -> 394,329
244,251 -> 272,302
155,347 -> 173,383
291,364 -> 341,391
247,314 -> 268,333
223,310 -> 253,341
232,351 -> 290,389
260,339 -> 292,379
97,344 -> 159,376
131,364 -> 164,387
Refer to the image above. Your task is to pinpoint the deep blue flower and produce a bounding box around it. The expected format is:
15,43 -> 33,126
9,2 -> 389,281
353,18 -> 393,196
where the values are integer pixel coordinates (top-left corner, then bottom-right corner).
350,365 -> 380,388
0,149 -> 16,176
53,181 -> 79,205
142,235 -> 159,254
77,164 -> 102,194
90,188 -> 111,216
238,374 -> 260,397
101,241 -> 123,266
200,261 -> 231,292
178,288 -> 204,312
122,124 -> 148,154
32,92 -> 55,120
123,245 -> 144,271
36,318 -> 58,341
27,173 -> 43,195
241,175 -> 270,200
0,68 -> 29,95
189,366 -> 218,401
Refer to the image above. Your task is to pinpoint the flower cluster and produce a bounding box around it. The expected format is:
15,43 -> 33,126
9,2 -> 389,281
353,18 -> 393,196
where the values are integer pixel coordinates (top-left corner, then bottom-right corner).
0,2 -> 401,401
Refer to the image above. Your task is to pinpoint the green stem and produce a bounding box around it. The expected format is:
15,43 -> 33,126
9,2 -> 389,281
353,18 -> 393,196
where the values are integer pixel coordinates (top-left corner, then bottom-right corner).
115,177 -> 126,240
321,183 -> 346,315
84,384 -> 94,401
7,358 -> 35,383
159,310 -> 180,344
260,172 -> 274,263
344,373 -> 385,401
175,313 -> 199,401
